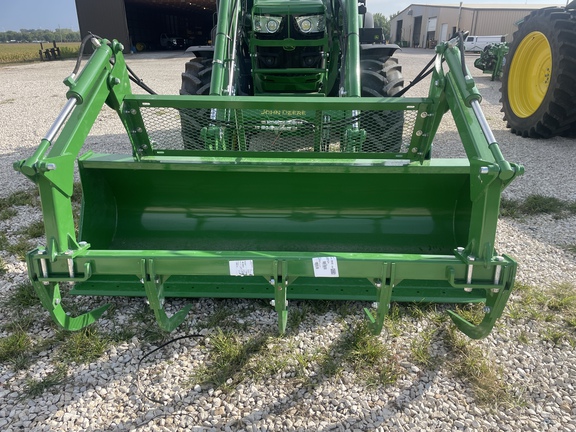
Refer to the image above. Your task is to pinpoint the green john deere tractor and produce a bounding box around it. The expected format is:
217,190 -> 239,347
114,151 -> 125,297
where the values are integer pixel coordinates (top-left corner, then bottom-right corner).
180,0 -> 404,151
14,0 -> 523,339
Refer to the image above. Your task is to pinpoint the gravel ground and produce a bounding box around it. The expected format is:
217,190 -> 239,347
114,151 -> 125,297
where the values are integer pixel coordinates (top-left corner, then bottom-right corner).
0,47 -> 575,431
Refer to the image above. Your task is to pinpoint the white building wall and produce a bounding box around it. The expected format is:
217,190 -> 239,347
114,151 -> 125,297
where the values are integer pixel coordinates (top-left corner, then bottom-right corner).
390,4 -> 560,47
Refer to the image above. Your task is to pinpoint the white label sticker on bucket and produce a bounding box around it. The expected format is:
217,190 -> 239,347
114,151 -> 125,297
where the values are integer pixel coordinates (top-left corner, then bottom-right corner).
229,260 -> 254,276
312,257 -> 339,277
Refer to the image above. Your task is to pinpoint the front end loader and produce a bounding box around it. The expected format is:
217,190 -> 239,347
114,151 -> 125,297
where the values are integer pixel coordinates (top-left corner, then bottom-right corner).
14,0 -> 522,339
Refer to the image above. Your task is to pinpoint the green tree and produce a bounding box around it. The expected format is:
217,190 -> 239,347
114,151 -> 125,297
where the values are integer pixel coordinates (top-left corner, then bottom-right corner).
373,13 -> 391,42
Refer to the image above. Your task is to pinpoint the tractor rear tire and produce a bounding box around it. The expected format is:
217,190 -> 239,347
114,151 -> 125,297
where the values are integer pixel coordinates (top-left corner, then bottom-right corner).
360,57 -> 404,151
500,7 -> 576,138
180,58 -> 212,149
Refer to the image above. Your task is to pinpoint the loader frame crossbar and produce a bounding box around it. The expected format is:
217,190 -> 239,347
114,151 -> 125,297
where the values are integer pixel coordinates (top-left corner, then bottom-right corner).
15,38 -> 523,339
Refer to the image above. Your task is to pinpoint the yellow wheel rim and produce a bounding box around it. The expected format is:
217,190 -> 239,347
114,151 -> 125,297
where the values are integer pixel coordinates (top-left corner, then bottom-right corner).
508,31 -> 552,118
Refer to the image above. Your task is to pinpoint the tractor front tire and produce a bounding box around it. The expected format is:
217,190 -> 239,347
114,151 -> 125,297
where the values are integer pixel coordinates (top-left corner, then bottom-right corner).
180,58 -> 212,149
500,7 -> 576,138
360,57 -> 404,151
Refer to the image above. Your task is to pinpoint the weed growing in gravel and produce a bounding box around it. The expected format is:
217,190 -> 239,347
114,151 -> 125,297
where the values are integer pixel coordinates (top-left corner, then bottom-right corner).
0,231 -> 8,250
540,328 -> 569,346
25,364 -> 68,398
189,329 -> 269,389
410,328 -> 437,367
500,194 -> 576,219
453,303 -> 485,325
0,257 -> 6,275
327,321 -> 400,386
18,220 -> 45,239
287,303 -> 309,331
4,281 -> 38,309
383,303 -> 404,337
2,315 -> 36,333
0,207 -> 17,221
72,182 -> 83,204
56,327 -> 109,364
0,330 -> 32,363
443,327 -> 516,408
0,189 -> 40,211
5,237 -> 34,261
507,282 -> 576,334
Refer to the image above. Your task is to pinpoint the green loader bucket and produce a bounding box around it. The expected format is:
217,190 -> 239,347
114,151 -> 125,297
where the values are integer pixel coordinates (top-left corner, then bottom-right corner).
15,39 -> 523,338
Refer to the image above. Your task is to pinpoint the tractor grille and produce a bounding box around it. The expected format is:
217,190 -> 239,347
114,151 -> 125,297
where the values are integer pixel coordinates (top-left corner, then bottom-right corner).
139,105 -> 418,154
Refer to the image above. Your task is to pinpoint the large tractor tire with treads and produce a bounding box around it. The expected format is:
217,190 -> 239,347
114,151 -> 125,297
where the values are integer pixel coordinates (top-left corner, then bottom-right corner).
360,57 -> 404,151
500,5 -> 576,138
180,57 -> 212,149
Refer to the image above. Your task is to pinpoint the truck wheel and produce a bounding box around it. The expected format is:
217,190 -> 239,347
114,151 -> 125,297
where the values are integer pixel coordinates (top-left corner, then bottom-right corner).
180,58 -> 212,149
360,57 -> 404,152
501,7 -> 576,138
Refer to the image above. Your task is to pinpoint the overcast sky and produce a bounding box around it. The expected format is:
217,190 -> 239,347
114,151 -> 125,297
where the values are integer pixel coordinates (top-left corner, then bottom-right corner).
0,0 -> 568,32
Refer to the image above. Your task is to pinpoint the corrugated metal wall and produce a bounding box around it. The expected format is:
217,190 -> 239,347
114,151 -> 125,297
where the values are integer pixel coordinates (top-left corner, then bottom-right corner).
471,10 -> 534,38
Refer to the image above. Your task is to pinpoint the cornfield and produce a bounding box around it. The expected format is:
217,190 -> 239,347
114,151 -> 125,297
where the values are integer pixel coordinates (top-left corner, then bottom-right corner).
0,43 -> 80,64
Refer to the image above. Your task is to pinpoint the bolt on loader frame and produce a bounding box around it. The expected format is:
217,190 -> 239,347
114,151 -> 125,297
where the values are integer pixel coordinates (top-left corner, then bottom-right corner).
15,2 -> 522,339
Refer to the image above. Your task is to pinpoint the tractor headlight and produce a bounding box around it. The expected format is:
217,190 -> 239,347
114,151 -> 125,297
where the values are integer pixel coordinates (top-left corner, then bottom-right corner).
295,15 -> 325,34
253,15 -> 283,34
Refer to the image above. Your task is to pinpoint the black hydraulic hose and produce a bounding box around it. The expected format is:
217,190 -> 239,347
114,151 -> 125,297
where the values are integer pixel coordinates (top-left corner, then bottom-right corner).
71,32 -> 103,77
394,55 -> 437,97
126,64 -> 157,95
71,34 -> 157,95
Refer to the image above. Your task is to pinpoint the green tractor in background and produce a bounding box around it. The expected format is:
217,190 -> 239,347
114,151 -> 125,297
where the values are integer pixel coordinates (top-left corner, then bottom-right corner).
180,0 -> 404,150
500,1 -> 576,138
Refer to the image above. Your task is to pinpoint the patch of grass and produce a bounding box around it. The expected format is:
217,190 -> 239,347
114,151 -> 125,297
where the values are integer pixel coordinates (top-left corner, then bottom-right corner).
517,331 -> 530,345
287,303 -> 308,331
4,282 -> 38,309
71,182 -> 83,205
540,328 -> 568,346
0,207 -> 18,221
0,257 -> 6,275
383,303 -> 409,337
56,327 -> 109,364
25,364 -> 68,398
2,315 -> 36,333
0,330 -> 32,363
18,220 -> 45,239
5,237 -> 34,261
410,328 -> 437,367
0,232 -> 9,250
334,322 -> 400,385
11,352 -> 33,371
547,283 -> 576,325
506,283 -> 550,321
453,303 -> 485,326
189,329 -> 268,389
444,328 -> 516,407
0,189 -> 39,211
507,282 -> 576,327
501,194 -> 576,219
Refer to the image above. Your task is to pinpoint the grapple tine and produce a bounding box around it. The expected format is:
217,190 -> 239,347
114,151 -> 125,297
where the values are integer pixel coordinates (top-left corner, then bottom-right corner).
447,310 -> 496,340
447,277 -> 514,339
32,281 -> 110,331
142,259 -> 192,332
151,304 -> 194,333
